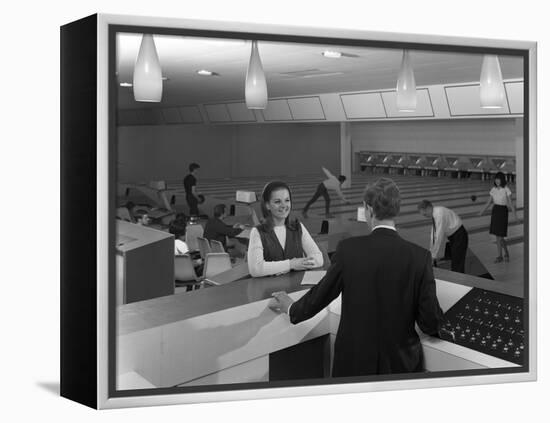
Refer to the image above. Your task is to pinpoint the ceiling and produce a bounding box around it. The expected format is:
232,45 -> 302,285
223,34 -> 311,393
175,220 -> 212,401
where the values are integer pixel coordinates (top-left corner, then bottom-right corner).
116,33 -> 524,110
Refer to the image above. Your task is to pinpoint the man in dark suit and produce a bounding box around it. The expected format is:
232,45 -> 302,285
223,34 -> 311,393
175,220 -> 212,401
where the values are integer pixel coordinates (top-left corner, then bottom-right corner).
269,178 -> 443,377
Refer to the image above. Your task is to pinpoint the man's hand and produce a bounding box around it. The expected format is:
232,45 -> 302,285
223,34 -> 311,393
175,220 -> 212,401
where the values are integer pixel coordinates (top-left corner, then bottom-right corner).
268,291 -> 294,314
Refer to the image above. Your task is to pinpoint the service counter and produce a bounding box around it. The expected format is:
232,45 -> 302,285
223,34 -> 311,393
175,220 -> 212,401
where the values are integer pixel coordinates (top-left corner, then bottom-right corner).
117,267 -> 521,390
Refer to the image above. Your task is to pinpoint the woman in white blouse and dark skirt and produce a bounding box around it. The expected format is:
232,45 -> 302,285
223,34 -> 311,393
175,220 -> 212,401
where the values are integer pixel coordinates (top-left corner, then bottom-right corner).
479,172 -> 518,263
247,181 -> 323,277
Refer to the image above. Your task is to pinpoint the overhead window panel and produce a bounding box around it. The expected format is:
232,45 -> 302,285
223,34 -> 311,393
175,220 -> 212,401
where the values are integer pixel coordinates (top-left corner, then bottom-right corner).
287,96 -> 326,120
381,88 -> 434,118
137,108 -> 164,125
340,92 -> 386,119
261,99 -> 292,121
445,84 -> 511,116
226,102 -> 257,122
179,105 -> 204,123
161,107 -> 183,124
204,104 -> 231,123
505,82 -> 524,114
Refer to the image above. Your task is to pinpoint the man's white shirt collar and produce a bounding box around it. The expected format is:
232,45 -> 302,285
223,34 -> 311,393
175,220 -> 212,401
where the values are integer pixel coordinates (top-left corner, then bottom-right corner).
372,224 -> 396,231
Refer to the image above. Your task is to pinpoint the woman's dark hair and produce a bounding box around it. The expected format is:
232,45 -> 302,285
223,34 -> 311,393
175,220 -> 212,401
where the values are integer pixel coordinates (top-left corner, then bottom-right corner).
338,175 -> 347,183
493,171 -> 507,187
259,180 -> 299,231
363,178 -> 401,220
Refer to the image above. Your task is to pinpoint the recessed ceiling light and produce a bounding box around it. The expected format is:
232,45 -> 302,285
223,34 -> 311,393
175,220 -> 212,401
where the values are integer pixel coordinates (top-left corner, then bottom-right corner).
322,50 -> 342,58
197,69 -> 219,76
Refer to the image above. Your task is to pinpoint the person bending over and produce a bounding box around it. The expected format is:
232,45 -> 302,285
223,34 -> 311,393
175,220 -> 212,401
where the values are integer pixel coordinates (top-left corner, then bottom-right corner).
302,167 -> 351,219
417,200 -> 469,273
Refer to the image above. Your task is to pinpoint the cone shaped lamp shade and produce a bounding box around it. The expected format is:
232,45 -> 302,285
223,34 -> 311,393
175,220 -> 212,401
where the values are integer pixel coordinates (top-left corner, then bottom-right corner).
133,34 -> 163,102
396,50 -> 417,112
245,41 -> 268,109
480,55 -> 505,108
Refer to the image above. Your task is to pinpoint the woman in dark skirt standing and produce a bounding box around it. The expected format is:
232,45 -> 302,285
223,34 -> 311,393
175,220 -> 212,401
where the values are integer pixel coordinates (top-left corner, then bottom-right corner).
479,172 -> 518,263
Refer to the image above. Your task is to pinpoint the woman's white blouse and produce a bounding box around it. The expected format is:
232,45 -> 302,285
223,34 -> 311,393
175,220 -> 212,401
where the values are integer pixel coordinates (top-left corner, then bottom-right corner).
247,223 -> 323,277
490,186 -> 512,206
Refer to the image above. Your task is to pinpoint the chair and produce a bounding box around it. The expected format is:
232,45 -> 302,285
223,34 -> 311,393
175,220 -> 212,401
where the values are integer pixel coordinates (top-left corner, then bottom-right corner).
185,223 -> 204,252
174,255 -> 201,291
197,237 -> 212,259
210,239 -> 225,253
203,252 -> 232,281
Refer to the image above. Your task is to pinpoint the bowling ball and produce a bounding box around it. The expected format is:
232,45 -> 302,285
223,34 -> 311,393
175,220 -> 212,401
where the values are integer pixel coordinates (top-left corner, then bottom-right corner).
471,195 -> 477,202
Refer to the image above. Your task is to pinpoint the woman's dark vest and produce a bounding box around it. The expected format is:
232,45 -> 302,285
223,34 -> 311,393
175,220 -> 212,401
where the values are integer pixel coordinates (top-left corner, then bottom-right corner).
256,221 -> 304,262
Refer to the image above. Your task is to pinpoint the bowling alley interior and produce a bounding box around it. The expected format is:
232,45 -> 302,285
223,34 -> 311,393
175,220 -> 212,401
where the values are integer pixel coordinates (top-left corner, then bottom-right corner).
112,28 -> 530,391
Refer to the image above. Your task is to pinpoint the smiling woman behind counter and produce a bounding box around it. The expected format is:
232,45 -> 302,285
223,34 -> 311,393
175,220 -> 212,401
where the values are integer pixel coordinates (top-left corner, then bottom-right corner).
247,180 -> 323,277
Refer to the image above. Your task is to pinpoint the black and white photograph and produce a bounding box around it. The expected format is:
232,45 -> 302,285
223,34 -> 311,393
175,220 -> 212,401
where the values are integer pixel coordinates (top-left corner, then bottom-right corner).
97,17 -> 535,401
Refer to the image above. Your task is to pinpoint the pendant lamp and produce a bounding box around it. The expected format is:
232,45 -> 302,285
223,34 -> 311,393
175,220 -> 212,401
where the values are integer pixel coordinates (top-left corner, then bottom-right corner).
245,41 -> 268,109
133,34 -> 163,102
396,50 -> 417,112
480,54 -> 505,108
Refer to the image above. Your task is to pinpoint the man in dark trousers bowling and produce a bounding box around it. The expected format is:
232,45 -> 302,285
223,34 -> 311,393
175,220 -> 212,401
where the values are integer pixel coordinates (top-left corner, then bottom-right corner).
302,167 -> 351,218
417,199 -> 469,273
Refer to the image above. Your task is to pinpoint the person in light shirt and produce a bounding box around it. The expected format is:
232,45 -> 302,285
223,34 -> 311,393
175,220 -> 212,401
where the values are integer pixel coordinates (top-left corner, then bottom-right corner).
168,216 -> 189,256
417,200 -> 469,273
269,178 -> 443,377
302,167 -> 351,218
478,171 -> 518,263
247,181 -> 323,277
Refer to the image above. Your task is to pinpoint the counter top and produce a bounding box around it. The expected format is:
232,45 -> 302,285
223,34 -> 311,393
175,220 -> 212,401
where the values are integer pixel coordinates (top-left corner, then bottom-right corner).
117,265 -> 522,336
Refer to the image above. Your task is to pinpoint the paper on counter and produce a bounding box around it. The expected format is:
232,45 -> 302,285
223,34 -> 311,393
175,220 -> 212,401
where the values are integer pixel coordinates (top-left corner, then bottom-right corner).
301,270 -> 327,286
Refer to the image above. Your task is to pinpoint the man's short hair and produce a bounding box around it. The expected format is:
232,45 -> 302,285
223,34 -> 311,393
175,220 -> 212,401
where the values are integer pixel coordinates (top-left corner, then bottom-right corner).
213,204 -> 226,218
189,162 -> 200,172
338,175 -> 347,183
169,221 -> 186,238
417,200 -> 433,211
363,178 -> 400,220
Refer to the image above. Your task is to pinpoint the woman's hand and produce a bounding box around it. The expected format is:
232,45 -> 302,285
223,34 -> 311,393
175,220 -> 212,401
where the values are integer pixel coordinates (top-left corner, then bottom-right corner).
290,257 -> 317,271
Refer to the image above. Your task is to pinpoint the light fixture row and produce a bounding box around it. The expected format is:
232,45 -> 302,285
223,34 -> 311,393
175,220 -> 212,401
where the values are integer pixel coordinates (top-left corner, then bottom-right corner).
131,35 -> 507,111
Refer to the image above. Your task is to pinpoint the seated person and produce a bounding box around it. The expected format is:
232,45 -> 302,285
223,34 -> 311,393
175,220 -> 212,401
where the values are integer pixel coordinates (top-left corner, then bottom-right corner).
204,204 -> 246,254
135,213 -> 151,226
168,218 -> 189,256
247,181 -> 323,277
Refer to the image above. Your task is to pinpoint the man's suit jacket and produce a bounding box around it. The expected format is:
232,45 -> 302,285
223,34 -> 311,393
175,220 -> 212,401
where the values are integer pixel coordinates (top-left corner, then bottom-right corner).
289,228 -> 443,377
